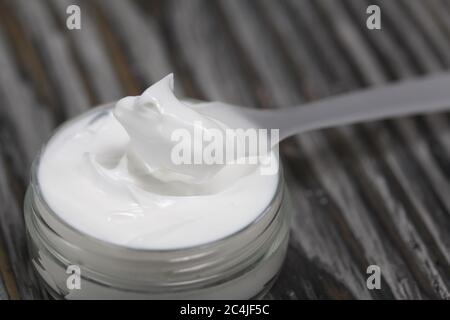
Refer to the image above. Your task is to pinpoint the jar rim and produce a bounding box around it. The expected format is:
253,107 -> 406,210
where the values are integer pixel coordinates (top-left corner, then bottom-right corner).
29,104 -> 284,255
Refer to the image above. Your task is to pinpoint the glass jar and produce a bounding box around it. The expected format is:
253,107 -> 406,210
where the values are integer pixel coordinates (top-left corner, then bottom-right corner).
24,106 -> 291,300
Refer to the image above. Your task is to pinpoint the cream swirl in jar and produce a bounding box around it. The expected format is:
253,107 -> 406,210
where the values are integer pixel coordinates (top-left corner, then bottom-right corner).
38,75 -> 280,250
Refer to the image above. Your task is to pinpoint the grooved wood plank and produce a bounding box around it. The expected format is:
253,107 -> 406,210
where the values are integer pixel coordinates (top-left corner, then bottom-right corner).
0,154 -> 41,300
0,28 -> 47,300
6,0 -> 90,118
219,0 -> 408,299
95,0 -> 174,89
304,0 -> 450,298
258,0 -> 331,98
373,0 -> 441,72
0,0 -> 448,300
168,0 -> 372,299
358,0 -> 450,266
400,0 -> 450,67
0,30 -> 53,178
49,0 -> 124,104
219,2 -> 450,294
218,0 -> 303,107
166,0 -> 256,107
0,276 -> 8,299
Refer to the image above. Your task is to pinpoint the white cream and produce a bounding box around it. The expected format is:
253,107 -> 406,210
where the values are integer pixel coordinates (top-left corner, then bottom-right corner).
114,74 -> 227,185
38,75 -> 279,250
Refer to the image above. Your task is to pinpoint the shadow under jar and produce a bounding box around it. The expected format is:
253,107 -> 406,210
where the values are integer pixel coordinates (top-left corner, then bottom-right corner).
24,106 -> 291,299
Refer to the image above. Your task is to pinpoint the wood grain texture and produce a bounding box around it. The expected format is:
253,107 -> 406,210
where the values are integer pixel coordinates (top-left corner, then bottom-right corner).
6,0 -> 90,118
0,26 -> 49,300
0,0 -> 448,300
49,0 -> 124,104
96,0 -> 174,89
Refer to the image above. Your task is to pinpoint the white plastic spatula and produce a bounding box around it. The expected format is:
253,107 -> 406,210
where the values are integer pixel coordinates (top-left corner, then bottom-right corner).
97,72 -> 450,185
196,72 -> 450,142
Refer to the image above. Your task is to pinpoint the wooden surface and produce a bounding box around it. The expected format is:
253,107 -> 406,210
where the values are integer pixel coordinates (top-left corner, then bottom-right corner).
0,0 -> 449,300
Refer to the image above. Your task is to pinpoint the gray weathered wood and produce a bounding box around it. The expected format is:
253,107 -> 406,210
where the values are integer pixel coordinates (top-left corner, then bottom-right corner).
0,0 -> 449,300
219,3 -> 450,300
0,30 -> 53,176
167,0 -> 256,107
49,0 -> 124,104
7,0 -> 90,117
95,0 -> 173,90
0,155 -> 42,300
219,0 -> 406,299
0,28 -> 49,300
